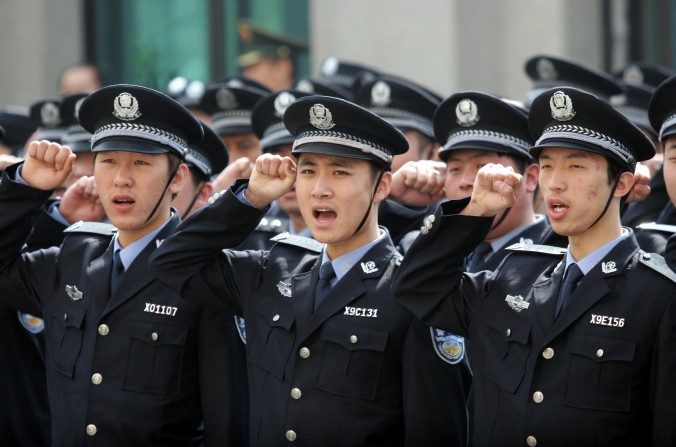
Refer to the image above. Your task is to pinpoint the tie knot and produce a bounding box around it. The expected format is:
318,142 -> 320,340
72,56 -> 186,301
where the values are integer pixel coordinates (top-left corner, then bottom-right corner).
564,263 -> 583,285
319,262 -> 336,281
113,250 -> 125,274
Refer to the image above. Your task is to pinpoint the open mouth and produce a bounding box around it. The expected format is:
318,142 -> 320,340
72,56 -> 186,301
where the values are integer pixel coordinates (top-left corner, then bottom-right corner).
111,194 -> 136,210
313,207 -> 337,223
547,198 -> 569,220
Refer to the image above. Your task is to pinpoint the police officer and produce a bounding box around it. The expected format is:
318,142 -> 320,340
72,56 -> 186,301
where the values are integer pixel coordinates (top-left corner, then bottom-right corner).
0,84 -> 206,445
28,97 -> 66,145
393,87 -> 675,446
152,95 -> 471,446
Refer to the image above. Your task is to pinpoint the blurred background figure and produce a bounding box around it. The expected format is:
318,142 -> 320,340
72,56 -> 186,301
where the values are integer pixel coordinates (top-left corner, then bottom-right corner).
58,63 -> 103,95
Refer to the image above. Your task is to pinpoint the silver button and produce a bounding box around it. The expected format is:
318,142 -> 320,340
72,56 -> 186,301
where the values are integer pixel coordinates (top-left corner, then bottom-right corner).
299,347 -> 310,359
505,328 -> 511,337
63,313 -> 68,321
91,373 -> 103,385
271,219 -> 282,228
290,387 -> 302,400
526,435 -> 537,446
98,324 -> 109,336
642,252 -> 651,260
420,227 -> 429,235
532,391 -> 544,403
272,314 -> 280,322
596,348 -> 604,358
260,218 -> 269,226
542,347 -> 554,359
349,335 -> 358,344
86,424 -> 97,436
286,430 -> 297,442
151,332 -> 158,341
425,214 -> 435,224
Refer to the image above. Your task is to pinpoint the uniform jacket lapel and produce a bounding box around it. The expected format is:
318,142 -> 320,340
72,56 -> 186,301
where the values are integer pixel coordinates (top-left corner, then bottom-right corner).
87,238 -> 115,316
289,258 -> 321,337
302,235 -> 395,339
102,214 -> 180,318
532,259 -> 564,335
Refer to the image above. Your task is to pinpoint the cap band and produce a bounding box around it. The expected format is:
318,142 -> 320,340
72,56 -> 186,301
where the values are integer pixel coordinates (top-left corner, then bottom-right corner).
92,122 -> 187,156
659,114 -> 676,141
369,107 -> 434,137
536,124 -> 632,164
444,129 -> 531,154
260,122 -> 293,150
185,148 -> 212,176
63,125 -> 91,143
293,129 -> 393,164
211,111 -> 252,132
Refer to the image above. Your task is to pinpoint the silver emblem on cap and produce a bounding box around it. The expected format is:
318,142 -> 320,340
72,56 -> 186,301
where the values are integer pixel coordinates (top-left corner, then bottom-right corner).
74,97 -> 86,120
274,92 -> 297,118
549,91 -> 576,121
455,99 -> 480,127
113,92 -> 141,121
41,102 -> 61,127
322,57 -> 339,76
226,79 -> 244,88
295,79 -> 314,93
309,104 -> 335,130
536,58 -> 558,81
622,65 -> 644,85
371,81 -> 391,107
216,88 -> 238,110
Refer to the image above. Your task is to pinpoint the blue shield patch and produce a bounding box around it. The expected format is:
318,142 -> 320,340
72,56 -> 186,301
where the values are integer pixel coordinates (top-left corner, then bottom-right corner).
18,312 -> 44,334
430,327 -> 464,364
234,316 -> 247,345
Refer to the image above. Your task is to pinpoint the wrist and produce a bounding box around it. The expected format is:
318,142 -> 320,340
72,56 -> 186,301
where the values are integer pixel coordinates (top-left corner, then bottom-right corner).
243,187 -> 271,210
460,198 -> 495,217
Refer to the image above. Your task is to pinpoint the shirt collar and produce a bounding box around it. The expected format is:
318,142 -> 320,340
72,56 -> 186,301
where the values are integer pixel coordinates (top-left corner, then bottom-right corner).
489,214 -> 544,252
564,228 -> 631,276
113,217 -> 172,271
320,228 -> 387,283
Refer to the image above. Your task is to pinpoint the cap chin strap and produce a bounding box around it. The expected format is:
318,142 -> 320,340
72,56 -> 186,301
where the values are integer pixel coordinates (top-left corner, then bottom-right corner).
182,181 -> 205,218
144,163 -> 180,224
352,170 -> 385,237
492,207 -> 511,230
587,176 -> 621,229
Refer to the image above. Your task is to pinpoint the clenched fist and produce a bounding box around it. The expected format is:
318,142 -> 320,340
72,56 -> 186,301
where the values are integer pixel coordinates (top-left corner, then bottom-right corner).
22,141 -> 75,191
59,176 -> 106,224
245,154 -> 296,209
389,160 -> 446,207
461,163 -> 522,217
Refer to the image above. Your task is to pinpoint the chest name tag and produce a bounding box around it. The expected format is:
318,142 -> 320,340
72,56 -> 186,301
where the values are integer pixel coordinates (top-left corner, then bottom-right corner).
144,302 -> 178,317
590,314 -> 625,327
344,306 -> 378,318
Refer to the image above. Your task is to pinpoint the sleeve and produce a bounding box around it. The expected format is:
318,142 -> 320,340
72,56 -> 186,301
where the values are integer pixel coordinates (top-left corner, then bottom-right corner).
23,201 -> 69,251
378,199 -> 433,246
150,180 -> 270,316
650,293 -> 676,445
391,198 -> 495,336
0,165 -> 60,315
402,317 -> 471,447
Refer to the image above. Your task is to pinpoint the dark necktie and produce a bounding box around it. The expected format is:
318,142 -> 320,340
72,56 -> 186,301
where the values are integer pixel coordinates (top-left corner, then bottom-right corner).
110,250 -> 125,296
466,242 -> 493,271
555,263 -> 583,319
314,262 -> 336,311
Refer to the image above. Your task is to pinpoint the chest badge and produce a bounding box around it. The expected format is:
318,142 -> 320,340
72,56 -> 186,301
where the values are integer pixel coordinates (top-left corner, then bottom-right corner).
234,316 -> 247,344
360,261 -> 378,274
65,285 -> 83,301
601,261 -> 617,274
18,312 -> 45,334
431,328 -> 465,364
277,281 -> 292,298
505,294 -> 530,313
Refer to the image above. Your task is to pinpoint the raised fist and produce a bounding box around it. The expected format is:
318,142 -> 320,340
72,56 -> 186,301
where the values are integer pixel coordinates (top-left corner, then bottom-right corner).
59,175 -> 106,224
389,160 -> 446,207
245,154 -> 296,209
461,163 -> 522,217
22,140 -> 75,191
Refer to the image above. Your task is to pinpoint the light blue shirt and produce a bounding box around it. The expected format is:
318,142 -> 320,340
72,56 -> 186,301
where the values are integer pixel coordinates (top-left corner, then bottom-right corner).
320,229 -> 387,286
563,228 -> 631,276
489,214 -> 545,252
113,218 -> 172,271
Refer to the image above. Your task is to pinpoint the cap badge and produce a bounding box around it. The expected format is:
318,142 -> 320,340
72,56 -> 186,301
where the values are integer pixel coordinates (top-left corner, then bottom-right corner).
295,79 -> 314,93
216,88 -> 238,110
371,81 -> 391,106
74,97 -> 86,120
536,58 -> 558,81
455,99 -> 480,127
41,102 -> 61,127
309,104 -> 335,130
226,79 -> 244,88
113,92 -> 141,121
550,91 -> 576,121
622,65 -> 644,85
274,92 -> 297,118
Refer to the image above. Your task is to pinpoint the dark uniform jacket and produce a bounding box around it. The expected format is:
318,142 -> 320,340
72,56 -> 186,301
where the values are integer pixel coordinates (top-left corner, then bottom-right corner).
621,165 -> 669,227
151,185 -> 471,447
0,166 -> 203,446
392,199 -> 676,447
635,203 -> 676,255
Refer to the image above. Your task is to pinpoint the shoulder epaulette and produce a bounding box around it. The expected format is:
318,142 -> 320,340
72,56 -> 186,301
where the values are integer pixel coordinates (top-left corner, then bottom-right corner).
270,232 -> 324,253
64,221 -> 116,237
506,242 -> 567,256
636,222 -> 676,234
637,252 -> 676,283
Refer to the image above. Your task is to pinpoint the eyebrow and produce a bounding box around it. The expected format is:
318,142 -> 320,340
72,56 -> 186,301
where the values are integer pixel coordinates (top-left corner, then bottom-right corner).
539,152 -> 590,161
298,157 -> 355,168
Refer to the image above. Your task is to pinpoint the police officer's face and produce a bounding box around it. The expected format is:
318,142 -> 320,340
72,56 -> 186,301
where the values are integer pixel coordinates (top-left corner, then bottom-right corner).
221,133 -> 261,164
538,147 -> 631,237
94,151 -> 186,238
443,150 -> 522,200
295,153 -> 389,254
663,136 -> 676,206
392,130 -> 437,172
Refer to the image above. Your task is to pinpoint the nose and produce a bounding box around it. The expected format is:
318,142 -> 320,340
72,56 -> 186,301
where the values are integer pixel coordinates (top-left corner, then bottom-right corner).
310,173 -> 332,199
543,166 -> 566,192
112,164 -> 133,188
458,167 -> 475,194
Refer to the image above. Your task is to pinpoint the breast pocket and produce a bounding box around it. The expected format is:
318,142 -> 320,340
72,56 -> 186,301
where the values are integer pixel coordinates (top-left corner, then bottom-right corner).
565,334 -> 635,412
46,302 -> 85,378
123,322 -> 188,396
248,308 -> 296,380
316,322 -> 388,401
482,311 -> 531,394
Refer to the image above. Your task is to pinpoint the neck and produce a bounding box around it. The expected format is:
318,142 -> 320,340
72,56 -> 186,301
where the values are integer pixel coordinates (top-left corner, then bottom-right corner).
326,220 -> 380,260
568,209 -> 623,261
117,209 -> 171,248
